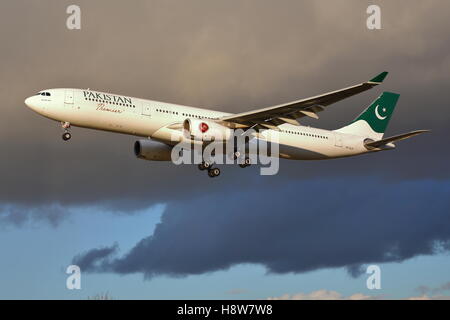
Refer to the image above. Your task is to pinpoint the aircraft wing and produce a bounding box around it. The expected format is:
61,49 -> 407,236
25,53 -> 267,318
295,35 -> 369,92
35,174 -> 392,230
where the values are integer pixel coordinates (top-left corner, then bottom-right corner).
218,72 -> 389,130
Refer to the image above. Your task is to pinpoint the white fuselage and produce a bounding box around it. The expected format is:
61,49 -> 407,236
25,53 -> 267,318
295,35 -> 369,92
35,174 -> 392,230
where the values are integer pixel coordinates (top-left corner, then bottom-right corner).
25,88 -> 371,160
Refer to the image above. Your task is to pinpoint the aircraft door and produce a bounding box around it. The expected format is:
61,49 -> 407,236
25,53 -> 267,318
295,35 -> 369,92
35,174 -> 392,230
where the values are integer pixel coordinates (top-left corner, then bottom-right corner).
142,102 -> 152,117
64,90 -> 74,106
334,133 -> 343,147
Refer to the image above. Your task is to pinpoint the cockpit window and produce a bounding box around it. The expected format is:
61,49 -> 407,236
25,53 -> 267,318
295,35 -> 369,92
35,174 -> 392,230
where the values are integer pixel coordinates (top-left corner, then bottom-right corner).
37,92 -> 51,96
45,92 -> 51,96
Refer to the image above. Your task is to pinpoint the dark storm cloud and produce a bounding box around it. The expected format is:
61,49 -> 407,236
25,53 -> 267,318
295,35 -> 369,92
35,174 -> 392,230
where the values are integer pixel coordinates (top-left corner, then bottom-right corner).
2,0 -> 450,279
72,244 -> 118,272
0,204 -> 68,228
345,264 -> 366,278
0,0 -> 449,214
72,178 -> 450,278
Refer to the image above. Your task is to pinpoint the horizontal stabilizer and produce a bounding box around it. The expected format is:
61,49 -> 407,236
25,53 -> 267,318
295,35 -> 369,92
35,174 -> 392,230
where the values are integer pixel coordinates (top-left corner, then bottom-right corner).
364,130 -> 430,149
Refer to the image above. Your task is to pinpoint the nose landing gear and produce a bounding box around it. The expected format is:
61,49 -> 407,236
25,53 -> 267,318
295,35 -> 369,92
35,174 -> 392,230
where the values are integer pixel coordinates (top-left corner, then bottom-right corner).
62,132 -> 72,141
61,122 -> 71,141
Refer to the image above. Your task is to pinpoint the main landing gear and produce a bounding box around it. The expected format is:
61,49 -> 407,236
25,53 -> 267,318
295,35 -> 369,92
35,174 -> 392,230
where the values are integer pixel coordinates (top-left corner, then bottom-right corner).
198,161 -> 221,178
239,157 -> 252,168
231,151 -> 251,168
197,156 -> 250,178
61,122 -> 71,141
208,167 -> 221,178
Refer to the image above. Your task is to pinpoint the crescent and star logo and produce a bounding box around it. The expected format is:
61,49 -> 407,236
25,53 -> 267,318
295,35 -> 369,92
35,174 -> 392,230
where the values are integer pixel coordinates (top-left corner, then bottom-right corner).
374,105 -> 387,120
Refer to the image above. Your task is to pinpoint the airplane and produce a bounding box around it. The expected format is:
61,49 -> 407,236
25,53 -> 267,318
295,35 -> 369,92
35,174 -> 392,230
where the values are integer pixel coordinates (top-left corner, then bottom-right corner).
25,72 -> 428,177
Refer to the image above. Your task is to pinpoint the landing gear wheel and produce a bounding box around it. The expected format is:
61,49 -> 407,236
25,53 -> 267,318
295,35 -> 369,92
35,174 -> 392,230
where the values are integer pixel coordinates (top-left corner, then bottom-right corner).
61,122 -> 71,141
62,132 -> 72,141
202,161 -> 212,170
198,163 -> 206,171
239,157 -> 251,168
208,167 -> 220,178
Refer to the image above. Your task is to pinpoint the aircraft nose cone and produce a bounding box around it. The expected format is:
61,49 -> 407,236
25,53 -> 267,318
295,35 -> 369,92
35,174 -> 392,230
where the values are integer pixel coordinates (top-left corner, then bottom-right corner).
24,96 -> 33,107
25,96 -> 39,112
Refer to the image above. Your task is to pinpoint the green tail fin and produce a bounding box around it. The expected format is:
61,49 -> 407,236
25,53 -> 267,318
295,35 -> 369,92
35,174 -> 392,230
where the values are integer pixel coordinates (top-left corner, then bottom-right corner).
352,92 -> 400,134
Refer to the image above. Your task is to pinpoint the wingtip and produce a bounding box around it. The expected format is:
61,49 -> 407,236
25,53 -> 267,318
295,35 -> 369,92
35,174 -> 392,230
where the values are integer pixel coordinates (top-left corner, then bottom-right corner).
369,71 -> 389,83
411,129 -> 431,135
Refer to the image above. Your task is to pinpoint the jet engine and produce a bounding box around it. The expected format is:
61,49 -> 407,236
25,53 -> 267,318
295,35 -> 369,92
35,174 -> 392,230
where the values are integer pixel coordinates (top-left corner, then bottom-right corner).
183,119 -> 232,142
134,140 -> 173,161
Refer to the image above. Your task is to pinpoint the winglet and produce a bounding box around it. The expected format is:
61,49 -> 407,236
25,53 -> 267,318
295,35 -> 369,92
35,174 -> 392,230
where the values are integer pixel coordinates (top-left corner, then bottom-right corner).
369,71 -> 389,83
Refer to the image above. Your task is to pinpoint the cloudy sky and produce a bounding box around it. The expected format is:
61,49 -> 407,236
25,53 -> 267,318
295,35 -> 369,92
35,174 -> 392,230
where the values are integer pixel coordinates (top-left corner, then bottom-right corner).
0,0 -> 449,299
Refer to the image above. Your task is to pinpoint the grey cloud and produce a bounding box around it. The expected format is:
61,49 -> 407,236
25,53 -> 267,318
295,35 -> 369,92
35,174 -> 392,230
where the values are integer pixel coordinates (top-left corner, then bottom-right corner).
345,264 -> 366,278
72,178 -> 450,278
434,282 -> 450,294
0,204 -> 69,228
268,288 -> 450,300
226,289 -> 248,295
268,289 -> 376,300
72,244 -> 119,273
416,282 -> 450,295
415,285 -> 430,296
407,295 -> 450,300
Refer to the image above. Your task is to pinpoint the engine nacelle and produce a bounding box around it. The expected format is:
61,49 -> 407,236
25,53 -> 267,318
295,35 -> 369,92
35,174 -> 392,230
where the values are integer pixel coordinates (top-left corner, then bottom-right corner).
183,119 -> 232,142
134,140 -> 173,161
